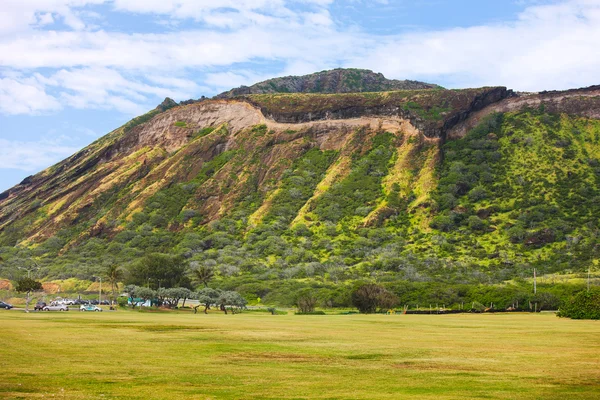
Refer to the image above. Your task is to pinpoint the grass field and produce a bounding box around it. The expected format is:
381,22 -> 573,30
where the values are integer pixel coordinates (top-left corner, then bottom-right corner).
1,311 -> 599,399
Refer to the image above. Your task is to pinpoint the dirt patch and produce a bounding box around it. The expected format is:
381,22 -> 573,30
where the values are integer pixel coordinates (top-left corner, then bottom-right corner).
42,282 -> 61,294
136,324 -> 217,333
222,352 -> 325,363
346,353 -> 387,360
393,361 -> 482,372
0,279 -> 12,290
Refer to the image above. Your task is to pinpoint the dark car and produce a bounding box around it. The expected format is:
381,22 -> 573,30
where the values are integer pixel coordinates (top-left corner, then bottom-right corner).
34,302 -> 47,311
0,301 -> 13,310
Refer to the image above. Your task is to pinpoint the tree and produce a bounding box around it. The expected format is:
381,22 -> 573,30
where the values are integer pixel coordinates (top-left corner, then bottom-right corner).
105,264 -> 124,303
15,278 -> 43,313
157,287 -> 191,308
124,284 -> 137,308
194,288 -> 221,314
177,287 -> 192,308
127,253 -> 191,289
216,291 -> 247,314
192,265 -> 214,288
351,283 -> 398,314
296,292 -> 318,313
530,292 -> 560,311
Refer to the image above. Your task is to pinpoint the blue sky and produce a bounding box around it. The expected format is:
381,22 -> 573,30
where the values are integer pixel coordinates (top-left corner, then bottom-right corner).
1,0 -> 599,192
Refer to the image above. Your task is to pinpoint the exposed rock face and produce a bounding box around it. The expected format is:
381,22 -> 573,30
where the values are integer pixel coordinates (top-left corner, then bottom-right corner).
216,68 -> 439,98
448,85 -> 600,138
247,86 -> 514,139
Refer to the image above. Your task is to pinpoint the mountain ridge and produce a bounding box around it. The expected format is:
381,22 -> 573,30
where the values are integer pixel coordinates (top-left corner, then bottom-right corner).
1,72 -> 599,299
215,68 -> 440,98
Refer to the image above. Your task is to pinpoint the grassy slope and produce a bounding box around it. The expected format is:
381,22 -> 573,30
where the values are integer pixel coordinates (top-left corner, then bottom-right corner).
1,311 -> 599,399
425,111 -> 600,274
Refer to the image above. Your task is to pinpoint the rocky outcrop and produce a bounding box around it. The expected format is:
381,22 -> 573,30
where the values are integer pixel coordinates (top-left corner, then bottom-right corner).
448,85 -> 600,139
246,87 -> 514,139
216,68 -> 439,98
156,97 -> 177,112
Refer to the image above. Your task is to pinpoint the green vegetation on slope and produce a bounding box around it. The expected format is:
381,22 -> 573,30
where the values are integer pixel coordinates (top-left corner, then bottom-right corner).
1,110 -> 599,308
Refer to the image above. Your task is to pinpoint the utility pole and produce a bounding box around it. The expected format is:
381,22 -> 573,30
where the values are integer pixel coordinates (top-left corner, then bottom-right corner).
588,260 -> 592,292
99,277 -> 102,304
589,245 -> 597,292
18,259 -> 40,279
533,268 -> 537,294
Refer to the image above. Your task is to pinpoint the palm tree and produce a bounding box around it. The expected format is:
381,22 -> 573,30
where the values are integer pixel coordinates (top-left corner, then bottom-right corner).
106,264 -> 124,303
192,265 -> 214,288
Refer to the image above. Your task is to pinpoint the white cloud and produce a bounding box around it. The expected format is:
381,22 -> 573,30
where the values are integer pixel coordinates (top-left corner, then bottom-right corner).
0,77 -> 61,115
350,0 -> 600,90
0,0 -> 599,116
0,138 -> 79,171
45,67 -> 195,114
0,0 -> 105,35
204,70 -> 278,92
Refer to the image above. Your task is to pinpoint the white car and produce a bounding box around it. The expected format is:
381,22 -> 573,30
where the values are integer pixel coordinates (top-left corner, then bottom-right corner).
80,305 -> 102,312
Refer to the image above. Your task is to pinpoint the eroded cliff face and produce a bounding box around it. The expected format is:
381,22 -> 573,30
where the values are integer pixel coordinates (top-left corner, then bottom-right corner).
1,84 -> 600,248
245,87 -> 513,139
448,86 -> 600,139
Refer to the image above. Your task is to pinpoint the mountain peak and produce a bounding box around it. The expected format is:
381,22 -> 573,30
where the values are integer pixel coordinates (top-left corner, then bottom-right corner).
215,68 -> 440,98
156,97 -> 178,112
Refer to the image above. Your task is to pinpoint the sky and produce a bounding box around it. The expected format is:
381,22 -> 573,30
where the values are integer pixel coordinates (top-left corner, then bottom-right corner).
1,0 -> 599,192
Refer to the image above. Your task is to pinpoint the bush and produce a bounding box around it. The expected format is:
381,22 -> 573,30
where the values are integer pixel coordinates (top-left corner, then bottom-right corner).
430,215 -> 455,232
557,289 -> 600,319
467,215 -> 486,231
351,283 -> 398,313
468,186 -> 488,202
117,297 -> 128,308
295,311 -> 326,315
296,292 -> 318,313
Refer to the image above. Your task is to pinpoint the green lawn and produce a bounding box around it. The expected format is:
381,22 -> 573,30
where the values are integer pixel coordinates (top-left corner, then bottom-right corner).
1,311 -> 599,399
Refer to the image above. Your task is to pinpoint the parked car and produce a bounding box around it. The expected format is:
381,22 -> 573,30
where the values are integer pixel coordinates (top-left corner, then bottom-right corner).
43,304 -> 69,312
34,302 -> 47,311
80,305 -> 102,312
0,301 -> 13,310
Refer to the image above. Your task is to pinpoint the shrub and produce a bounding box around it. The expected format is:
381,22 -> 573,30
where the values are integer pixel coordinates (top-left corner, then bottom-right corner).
295,311 -> 326,315
430,215 -> 455,232
194,127 -> 215,138
468,186 -> 488,202
296,292 -> 318,313
557,289 -> 600,319
117,297 -> 128,308
467,215 -> 486,231
351,283 -> 398,313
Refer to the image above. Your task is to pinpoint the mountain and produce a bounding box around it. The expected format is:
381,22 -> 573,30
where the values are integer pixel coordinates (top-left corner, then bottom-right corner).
1,70 -> 599,305
215,68 -> 440,98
